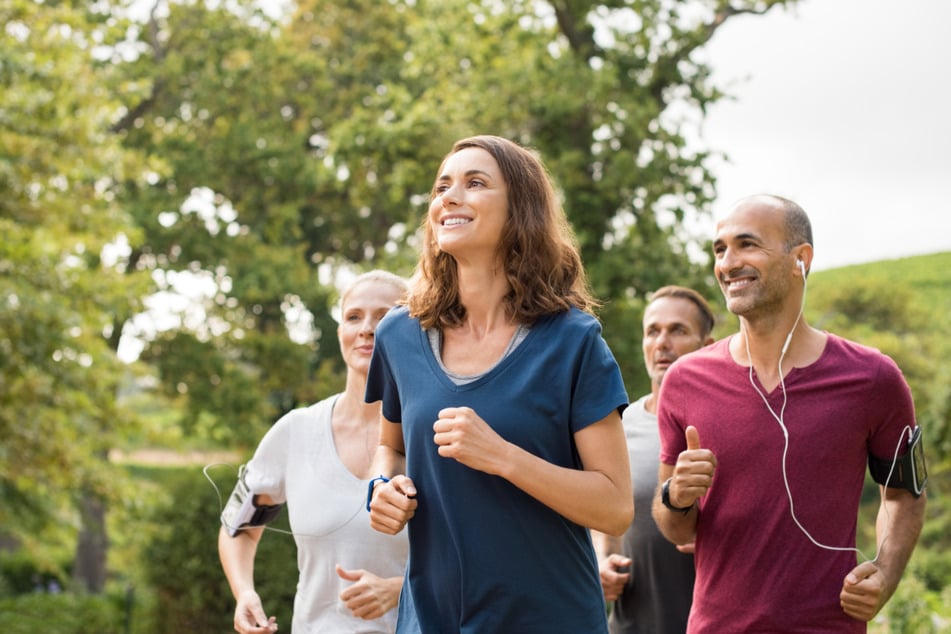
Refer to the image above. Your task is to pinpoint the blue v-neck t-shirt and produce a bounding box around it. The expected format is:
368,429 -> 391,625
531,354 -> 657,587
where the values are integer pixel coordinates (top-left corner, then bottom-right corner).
366,306 -> 628,633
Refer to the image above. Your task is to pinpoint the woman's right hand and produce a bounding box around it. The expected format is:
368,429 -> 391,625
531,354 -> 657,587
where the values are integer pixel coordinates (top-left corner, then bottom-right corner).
233,588 -> 278,633
368,475 -> 418,535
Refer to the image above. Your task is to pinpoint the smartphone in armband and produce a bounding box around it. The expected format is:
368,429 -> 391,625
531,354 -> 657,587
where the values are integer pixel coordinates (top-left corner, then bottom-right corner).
868,426 -> 927,498
221,465 -> 256,537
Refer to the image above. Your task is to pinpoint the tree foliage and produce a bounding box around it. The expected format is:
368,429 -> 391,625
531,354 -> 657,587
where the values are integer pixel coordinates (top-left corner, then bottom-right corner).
0,0 -> 151,587
110,0 -> 793,429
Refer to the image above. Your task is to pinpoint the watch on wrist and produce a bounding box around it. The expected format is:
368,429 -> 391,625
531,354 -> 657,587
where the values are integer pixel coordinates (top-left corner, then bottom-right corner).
662,477 -> 694,515
366,475 -> 390,512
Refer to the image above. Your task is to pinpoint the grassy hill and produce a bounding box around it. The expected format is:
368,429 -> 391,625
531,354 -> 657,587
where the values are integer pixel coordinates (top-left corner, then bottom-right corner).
811,250 -> 951,319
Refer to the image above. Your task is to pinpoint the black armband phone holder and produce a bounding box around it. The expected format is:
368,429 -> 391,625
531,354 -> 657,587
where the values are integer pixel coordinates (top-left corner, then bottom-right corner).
221,465 -> 285,537
868,426 -> 927,498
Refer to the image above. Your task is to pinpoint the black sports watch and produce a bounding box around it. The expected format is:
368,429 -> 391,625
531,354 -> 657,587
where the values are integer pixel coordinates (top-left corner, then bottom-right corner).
661,477 -> 694,515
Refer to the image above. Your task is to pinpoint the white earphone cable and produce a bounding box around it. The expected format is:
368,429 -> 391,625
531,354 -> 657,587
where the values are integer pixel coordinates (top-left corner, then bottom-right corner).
743,271 -> 906,563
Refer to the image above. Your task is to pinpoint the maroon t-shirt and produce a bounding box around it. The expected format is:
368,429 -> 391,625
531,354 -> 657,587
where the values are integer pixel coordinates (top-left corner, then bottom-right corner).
658,334 -> 915,633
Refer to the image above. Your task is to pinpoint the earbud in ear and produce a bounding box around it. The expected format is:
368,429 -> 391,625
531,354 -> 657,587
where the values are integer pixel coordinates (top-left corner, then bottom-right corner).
797,259 -> 806,276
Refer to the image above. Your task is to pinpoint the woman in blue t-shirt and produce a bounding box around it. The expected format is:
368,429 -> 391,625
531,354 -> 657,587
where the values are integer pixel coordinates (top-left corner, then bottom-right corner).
365,135 -> 632,633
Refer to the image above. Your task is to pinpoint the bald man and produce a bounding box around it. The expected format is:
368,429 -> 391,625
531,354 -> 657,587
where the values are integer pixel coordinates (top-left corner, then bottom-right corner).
652,195 -> 926,632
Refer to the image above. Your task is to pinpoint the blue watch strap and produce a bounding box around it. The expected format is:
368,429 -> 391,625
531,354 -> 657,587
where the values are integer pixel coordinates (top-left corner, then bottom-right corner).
366,475 -> 390,512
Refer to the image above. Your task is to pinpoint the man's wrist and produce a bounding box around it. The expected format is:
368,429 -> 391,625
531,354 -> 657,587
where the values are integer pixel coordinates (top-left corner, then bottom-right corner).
662,477 -> 695,515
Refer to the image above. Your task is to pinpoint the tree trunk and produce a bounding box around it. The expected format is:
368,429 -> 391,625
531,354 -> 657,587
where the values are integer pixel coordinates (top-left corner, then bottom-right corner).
73,491 -> 108,593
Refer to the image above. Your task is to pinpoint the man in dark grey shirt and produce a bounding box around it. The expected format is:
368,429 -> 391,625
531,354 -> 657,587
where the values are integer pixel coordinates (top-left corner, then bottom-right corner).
594,286 -> 714,633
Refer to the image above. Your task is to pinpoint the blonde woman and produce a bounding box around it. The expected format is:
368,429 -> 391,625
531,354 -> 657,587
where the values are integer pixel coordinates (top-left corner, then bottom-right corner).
219,270 -> 409,633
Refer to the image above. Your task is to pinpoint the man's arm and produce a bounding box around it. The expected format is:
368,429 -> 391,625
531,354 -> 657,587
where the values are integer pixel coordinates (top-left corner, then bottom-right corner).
840,487 -> 926,621
651,462 -> 699,546
652,426 -> 713,546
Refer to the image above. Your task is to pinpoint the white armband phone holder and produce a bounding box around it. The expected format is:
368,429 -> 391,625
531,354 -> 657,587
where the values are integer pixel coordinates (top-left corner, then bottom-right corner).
221,464 -> 284,537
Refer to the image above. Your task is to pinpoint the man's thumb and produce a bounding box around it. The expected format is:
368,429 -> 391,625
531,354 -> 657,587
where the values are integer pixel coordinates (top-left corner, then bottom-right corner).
686,425 -> 701,451
845,561 -> 879,586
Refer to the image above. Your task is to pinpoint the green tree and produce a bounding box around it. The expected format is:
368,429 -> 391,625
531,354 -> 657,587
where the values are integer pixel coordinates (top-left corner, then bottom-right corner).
0,0 -> 151,590
114,1 -> 356,446
111,0 -> 791,433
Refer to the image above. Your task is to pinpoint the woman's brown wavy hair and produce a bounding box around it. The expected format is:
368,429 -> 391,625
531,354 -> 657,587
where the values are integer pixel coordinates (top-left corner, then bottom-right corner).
407,135 -> 597,329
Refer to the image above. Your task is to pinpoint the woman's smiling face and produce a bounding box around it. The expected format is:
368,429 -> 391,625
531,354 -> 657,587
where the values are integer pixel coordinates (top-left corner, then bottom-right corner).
428,146 -> 509,262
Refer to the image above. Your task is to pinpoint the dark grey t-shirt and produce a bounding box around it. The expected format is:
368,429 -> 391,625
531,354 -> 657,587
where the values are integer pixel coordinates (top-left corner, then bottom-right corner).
609,395 -> 695,634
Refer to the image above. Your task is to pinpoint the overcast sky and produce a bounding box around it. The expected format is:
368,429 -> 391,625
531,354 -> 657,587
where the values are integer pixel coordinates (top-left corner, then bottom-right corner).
697,0 -> 951,271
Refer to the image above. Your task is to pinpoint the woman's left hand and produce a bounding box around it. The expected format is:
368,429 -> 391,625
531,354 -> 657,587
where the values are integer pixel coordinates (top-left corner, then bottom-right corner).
433,406 -> 510,475
336,565 -> 401,620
